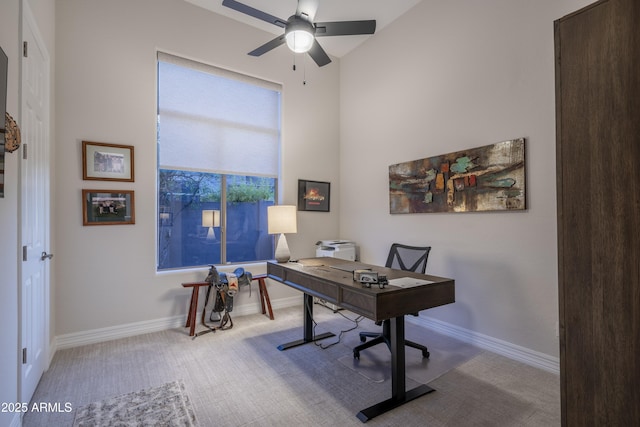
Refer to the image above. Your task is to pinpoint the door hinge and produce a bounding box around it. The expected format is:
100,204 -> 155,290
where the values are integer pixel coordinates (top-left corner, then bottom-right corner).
23,245 -> 28,261
22,348 -> 27,364
23,143 -> 27,160
23,41 -> 28,58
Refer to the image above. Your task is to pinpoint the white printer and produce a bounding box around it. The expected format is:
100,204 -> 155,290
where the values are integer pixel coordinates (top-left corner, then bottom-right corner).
315,240 -> 357,261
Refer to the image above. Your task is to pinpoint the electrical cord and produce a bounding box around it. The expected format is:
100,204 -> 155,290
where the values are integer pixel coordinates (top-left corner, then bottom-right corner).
304,297 -> 364,350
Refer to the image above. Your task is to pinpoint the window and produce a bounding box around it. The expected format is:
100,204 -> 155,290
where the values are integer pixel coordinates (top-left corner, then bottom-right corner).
157,53 -> 281,270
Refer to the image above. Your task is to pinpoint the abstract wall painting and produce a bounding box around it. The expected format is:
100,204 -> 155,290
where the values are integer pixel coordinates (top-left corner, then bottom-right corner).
389,138 -> 526,214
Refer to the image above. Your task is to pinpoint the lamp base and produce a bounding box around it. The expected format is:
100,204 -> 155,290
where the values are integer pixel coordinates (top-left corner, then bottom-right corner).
274,233 -> 291,263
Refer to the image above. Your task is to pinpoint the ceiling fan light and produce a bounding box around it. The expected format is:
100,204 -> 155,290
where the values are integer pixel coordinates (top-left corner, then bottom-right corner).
285,29 -> 314,53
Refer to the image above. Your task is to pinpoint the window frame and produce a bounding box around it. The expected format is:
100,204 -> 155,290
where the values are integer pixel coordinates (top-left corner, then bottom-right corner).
156,52 -> 282,271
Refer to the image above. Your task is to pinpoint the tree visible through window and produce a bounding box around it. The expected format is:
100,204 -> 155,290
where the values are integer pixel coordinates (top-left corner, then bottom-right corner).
157,53 -> 281,270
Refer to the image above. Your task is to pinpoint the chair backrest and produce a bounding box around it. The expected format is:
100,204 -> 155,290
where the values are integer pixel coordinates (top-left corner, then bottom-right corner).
385,243 -> 431,273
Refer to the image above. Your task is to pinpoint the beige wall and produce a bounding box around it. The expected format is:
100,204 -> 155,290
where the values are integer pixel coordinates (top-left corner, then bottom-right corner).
339,0 -> 594,358
53,0 -> 341,336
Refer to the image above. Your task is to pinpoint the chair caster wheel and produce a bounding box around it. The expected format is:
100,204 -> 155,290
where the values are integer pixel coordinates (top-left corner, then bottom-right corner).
359,336 -> 366,343
422,350 -> 430,358
353,351 -> 360,359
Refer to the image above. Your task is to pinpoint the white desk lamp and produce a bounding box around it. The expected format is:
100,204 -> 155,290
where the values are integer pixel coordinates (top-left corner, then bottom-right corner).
268,205 -> 297,263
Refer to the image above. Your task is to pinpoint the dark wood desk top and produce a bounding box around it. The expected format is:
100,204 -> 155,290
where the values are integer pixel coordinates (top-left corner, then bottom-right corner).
267,257 -> 455,322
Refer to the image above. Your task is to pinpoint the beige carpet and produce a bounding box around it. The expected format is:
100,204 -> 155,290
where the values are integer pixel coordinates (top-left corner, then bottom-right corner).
23,305 -> 559,426
383,351 -> 561,426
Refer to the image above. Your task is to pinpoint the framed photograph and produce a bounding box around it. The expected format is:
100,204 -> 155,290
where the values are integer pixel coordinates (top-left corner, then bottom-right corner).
82,141 -> 134,182
298,179 -> 330,212
83,189 -> 135,226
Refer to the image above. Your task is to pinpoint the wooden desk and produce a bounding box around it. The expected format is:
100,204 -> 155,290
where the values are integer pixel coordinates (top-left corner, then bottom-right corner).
267,257 -> 455,422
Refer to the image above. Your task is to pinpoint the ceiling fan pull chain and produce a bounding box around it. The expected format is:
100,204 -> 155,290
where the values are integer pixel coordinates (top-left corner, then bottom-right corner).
302,53 -> 307,85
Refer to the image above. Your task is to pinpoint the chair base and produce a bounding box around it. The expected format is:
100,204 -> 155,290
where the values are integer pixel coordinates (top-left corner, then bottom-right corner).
353,319 -> 430,359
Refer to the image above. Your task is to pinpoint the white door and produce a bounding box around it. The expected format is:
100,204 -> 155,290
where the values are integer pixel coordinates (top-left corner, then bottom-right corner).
20,1 -> 51,403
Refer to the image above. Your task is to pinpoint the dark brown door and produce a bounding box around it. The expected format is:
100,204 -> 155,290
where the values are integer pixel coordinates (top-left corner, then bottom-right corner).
555,0 -> 640,425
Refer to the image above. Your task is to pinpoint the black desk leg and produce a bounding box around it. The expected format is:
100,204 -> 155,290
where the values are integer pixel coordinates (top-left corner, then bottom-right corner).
356,315 -> 435,423
391,316 -> 406,399
277,293 -> 335,351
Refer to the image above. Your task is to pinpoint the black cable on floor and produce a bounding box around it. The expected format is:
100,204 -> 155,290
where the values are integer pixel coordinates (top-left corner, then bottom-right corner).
304,297 -> 364,350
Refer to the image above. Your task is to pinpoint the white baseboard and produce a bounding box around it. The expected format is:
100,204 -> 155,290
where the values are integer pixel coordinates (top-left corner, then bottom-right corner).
408,315 -> 560,374
52,297 -> 558,375
55,315 -> 185,350
53,296 -> 301,352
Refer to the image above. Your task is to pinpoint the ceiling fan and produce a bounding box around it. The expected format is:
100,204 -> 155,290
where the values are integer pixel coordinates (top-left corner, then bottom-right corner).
222,0 -> 376,67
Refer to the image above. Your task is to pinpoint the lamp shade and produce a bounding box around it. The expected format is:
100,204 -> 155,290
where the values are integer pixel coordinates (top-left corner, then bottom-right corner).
268,205 -> 297,234
202,210 -> 220,228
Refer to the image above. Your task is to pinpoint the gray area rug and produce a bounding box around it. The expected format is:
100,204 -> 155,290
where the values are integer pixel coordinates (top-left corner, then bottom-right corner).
73,380 -> 198,426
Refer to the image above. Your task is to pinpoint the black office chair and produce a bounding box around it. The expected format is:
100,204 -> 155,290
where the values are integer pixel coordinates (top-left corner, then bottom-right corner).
353,243 -> 432,359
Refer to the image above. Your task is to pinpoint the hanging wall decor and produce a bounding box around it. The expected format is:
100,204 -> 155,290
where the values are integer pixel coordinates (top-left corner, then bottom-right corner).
0,113 -> 24,199
4,112 -> 21,153
298,179 -> 330,212
82,189 -> 135,225
389,138 -> 526,214
0,46 -> 7,198
82,141 -> 134,182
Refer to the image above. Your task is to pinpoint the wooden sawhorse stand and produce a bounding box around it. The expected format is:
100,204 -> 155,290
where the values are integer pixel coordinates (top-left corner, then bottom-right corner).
252,274 -> 274,321
182,274 -> 274,337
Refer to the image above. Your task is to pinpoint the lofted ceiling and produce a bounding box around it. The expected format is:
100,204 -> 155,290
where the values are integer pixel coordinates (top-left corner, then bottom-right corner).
184,0 -> 423,58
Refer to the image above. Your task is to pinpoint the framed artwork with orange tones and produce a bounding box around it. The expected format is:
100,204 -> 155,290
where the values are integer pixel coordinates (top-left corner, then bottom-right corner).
298,179 -> 330,212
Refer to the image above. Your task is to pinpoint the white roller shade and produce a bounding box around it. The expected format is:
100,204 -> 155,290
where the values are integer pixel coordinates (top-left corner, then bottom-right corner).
157,53 -> 281,177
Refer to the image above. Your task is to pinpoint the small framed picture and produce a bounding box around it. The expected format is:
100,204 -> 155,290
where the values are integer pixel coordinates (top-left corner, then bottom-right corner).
298,179 -> 330,212
82,141 -> 134,182
83,190 -> 135,226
